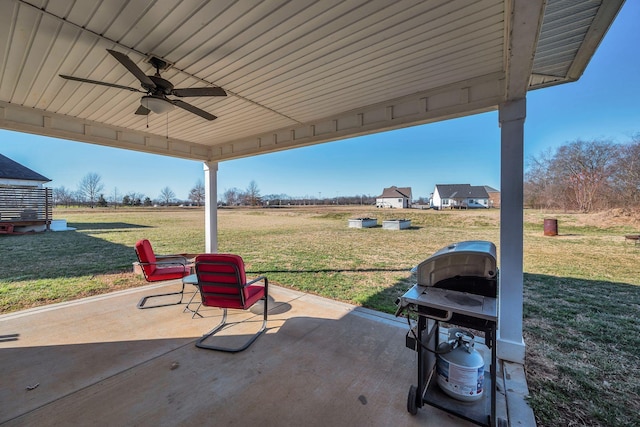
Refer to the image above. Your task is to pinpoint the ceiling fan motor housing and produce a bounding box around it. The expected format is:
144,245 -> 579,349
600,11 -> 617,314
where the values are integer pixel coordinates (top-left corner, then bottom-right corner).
146,75 -> 174,95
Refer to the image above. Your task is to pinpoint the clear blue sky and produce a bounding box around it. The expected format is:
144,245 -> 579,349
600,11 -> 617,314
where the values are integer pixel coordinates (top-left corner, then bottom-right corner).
1,2 -> 638,202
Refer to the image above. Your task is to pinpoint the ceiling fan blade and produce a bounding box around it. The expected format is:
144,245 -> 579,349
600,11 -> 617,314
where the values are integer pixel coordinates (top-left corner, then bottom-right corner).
171,99 -> 217,121
106,49 -> 155,88
59,75 -> 144,93
171,87 -> 227,97
135,105 -> 151,115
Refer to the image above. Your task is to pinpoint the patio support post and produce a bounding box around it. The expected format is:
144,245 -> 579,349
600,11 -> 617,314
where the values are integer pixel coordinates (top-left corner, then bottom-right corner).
204,161 -> 218,253
497,98 -> 526,364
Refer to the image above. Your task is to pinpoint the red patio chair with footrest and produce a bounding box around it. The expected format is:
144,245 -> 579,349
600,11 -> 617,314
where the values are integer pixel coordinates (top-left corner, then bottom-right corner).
134,239 -> 193,309
193,254 -> 268,352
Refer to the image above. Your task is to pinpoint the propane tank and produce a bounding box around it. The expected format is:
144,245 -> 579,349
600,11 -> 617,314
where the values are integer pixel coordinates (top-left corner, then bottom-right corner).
436,330 -> 485,402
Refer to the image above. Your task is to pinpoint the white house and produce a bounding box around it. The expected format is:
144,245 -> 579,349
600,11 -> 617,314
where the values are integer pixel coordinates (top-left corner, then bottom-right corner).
431,184 -> 490,210
376,186 -> 412,209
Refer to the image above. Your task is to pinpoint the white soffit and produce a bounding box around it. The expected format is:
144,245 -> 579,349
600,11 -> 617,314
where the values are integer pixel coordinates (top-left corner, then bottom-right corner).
0,0 -> 624,162
530,0 -> 624,89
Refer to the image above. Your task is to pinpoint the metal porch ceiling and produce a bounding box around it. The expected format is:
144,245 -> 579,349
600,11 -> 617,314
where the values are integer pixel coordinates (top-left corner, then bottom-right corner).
0,0 -> 624,162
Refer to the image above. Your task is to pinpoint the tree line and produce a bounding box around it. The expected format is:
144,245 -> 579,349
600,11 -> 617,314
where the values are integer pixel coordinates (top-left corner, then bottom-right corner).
220,180 -> 378,207
525,136 -> 640,212
52,173 -> 205,208
55,136 -> 637,213
52,175 -> 379,209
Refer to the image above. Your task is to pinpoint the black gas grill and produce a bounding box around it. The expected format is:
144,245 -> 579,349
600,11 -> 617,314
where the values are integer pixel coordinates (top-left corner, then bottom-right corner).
396,241 -> 503,427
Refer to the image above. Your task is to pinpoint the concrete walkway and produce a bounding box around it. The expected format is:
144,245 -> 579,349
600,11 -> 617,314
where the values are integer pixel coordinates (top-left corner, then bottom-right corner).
0,282 -> 533,426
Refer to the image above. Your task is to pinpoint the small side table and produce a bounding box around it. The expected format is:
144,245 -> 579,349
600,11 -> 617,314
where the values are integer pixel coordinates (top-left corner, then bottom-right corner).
182,274 -> 202,317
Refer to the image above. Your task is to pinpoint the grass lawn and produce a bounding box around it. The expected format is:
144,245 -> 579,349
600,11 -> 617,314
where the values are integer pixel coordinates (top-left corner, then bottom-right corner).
1,206 -> 639,426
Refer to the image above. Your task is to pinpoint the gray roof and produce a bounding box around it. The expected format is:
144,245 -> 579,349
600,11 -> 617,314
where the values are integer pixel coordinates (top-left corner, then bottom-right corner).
378,186 -> 412,199
0,153 -> 51,182
435,184 -> 488,199
484,186 -> 500,193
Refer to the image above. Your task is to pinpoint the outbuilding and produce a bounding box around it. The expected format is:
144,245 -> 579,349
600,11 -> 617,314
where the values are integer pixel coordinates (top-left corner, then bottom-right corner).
0,153 -> 52,232
376,186 -> 412,209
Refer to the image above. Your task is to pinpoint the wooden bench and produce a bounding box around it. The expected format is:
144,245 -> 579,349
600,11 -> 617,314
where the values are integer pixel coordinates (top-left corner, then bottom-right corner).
624,234 -> 640,246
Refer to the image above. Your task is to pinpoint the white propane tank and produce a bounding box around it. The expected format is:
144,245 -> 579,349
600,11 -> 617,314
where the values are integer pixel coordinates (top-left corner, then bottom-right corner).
436,330 -> 485,402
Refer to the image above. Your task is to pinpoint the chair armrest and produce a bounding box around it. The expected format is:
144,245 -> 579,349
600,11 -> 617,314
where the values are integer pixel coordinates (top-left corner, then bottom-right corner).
156,255 -> 189,263
245,275 -> 267,286
152,259 -> 187,266
138,259 -> 188,272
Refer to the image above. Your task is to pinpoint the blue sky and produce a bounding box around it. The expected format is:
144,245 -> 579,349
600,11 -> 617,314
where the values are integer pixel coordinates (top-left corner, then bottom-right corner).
1,2 -> 638,202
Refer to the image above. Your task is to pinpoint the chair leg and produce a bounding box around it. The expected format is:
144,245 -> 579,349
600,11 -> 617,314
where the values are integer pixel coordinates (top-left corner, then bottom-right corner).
195,294 -> 268,353
137,281 -> 186,309
183,287 -> 203,318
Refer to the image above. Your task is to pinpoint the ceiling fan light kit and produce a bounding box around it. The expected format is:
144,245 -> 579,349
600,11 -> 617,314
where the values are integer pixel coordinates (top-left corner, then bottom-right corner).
141,95 -> 174,114
59,49 -> 226,121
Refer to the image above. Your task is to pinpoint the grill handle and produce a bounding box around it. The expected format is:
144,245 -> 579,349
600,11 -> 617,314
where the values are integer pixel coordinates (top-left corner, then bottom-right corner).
424,310 -> 453,322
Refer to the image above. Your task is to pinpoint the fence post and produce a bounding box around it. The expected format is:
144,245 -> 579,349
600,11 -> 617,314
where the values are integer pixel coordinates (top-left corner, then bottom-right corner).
45,188 -> 52,230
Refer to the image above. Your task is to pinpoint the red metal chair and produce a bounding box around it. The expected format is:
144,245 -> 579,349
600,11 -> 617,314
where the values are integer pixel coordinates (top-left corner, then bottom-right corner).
193,254 -> 268,352
134,239 -> 193,309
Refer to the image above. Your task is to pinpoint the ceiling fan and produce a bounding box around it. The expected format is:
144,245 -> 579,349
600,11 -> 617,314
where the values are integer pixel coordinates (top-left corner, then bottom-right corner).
59,49 -> 226,121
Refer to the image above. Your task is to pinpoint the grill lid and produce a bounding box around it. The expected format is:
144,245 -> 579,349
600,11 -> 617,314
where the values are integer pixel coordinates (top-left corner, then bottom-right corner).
415,240 -> 497,287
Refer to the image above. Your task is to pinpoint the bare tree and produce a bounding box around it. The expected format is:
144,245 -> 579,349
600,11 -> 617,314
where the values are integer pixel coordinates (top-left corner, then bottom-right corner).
188,180 -> 205,206
553,140 -> 618,212
245,180 -> 261,206
610,137 -> 640,207
159,186 -> 176,205
525,140 -> 619,212
524,148 -> 561,209
53,186 -> 75,207
109,187 -> 121,208
77,173 -> 104,207
222,187 -> 242,206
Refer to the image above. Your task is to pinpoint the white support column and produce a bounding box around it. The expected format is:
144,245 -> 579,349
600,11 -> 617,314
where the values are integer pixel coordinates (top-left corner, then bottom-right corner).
204,161 -> 218,254
498,98 -> 526,364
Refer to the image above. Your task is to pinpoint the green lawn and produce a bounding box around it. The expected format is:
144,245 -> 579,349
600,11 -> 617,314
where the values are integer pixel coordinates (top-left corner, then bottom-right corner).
1,206 -> 638,426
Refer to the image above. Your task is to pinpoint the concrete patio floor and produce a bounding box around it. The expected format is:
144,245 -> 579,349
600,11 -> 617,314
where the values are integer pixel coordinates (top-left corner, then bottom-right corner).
0,281 -> 534,426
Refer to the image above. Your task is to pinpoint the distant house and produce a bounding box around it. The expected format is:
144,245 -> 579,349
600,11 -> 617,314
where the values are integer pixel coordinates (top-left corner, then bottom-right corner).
376,186 -> 412,209
484,186 -> 501,208
0,153 -> 52,232
430,184 -> 490,209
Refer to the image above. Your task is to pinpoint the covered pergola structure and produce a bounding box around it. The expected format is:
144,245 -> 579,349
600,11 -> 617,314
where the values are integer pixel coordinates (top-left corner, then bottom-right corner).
0,0 -> 624,364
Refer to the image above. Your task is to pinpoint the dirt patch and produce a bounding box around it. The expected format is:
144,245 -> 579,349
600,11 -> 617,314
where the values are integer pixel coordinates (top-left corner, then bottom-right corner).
580,208 -> 640,227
